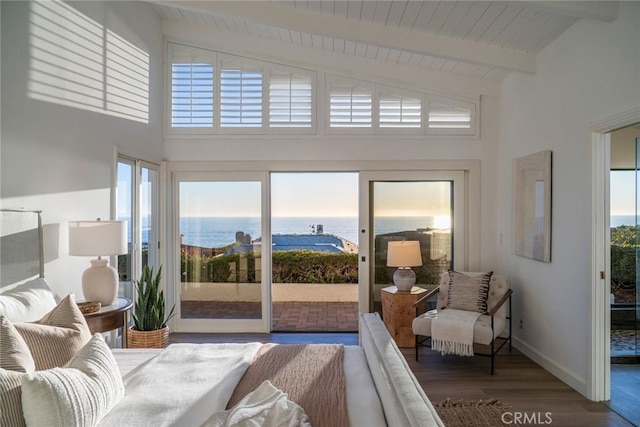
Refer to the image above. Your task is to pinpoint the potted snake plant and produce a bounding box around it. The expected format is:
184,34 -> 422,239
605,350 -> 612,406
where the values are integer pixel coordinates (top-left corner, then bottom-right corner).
128,265 -> 175,348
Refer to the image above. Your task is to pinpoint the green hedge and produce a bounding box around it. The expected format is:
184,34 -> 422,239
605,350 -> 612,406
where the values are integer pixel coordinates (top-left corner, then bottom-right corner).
180,250 -> 358,284
272,251 -> 357,283
611,225 -> 637,290
181,252 -> 244,283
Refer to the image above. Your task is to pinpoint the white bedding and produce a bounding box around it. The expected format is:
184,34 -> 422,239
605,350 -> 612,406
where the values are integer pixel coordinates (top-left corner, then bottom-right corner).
101,343 -> 262,427
110,345 -> 386,427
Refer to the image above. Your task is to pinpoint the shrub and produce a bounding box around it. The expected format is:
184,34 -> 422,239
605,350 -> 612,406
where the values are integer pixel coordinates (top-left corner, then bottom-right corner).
611,225 -> 637,290
271,251 -> 358,283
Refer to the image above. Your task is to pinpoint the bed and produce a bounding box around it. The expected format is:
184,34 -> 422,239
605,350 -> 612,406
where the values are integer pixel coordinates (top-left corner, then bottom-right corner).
0,209 -> 444,427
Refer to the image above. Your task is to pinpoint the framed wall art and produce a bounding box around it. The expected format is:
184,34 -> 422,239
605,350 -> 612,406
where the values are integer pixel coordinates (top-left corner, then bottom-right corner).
513,150 -> 552,262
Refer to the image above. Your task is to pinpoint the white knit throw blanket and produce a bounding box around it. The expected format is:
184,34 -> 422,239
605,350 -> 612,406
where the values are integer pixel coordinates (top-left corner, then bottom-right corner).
431,309 -> 482,357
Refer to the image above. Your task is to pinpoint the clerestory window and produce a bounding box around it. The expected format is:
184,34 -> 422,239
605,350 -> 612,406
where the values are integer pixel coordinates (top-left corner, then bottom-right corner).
166,43 -> 478,137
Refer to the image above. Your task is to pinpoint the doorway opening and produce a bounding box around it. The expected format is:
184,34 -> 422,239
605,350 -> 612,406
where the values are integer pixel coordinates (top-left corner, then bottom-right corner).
270,172 -> 359,332
608,127 -> 640,423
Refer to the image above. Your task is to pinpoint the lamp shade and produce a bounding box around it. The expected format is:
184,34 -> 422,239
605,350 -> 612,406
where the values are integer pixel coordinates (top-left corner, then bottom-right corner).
387,241 -> 422,267
69,220 -> 127,256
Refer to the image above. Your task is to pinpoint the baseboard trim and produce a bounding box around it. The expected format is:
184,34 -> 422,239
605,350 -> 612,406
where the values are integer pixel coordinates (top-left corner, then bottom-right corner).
513,337 -> 588,398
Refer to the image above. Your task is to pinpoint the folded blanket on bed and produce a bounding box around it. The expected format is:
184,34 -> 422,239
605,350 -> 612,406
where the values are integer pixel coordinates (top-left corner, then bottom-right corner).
431,309 -> 481,356
98,343 -> 261,427
202,380 -> 310,427
228,344 -> 349,427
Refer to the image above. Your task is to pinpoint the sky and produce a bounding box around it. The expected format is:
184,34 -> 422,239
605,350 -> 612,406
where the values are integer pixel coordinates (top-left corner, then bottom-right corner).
121,167 -> 635,219
610,171 -> 635,216
177,173 -> 453,218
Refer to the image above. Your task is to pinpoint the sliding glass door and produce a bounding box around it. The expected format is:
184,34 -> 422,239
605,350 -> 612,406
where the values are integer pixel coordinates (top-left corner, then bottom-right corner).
170,168 -> 468,332
359,171 -> 466,314
174,172 -> 270,332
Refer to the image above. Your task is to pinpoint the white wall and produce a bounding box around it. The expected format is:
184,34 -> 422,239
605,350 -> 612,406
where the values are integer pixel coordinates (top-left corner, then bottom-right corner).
610,126 -> 640,170
498,2 -> 640,397
0,1 -> 163,298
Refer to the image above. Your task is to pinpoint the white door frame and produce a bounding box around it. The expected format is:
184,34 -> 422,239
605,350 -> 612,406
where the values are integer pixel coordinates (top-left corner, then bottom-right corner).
170,170 -> 272,333
589,105 -> 640,401
165,159 -> 481,331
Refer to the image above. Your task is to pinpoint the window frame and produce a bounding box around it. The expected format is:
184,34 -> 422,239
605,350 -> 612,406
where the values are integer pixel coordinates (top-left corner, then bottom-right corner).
216,54 -> 266,134
324,75 -> 376,135
166,43 -> 217,136
266,64 -> 317,135
426,95 -> 477,136
376,84 -> 424,135
164,43 -> 480,138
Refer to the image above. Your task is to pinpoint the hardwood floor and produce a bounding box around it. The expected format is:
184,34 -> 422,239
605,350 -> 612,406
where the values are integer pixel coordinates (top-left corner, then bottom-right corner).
407,346 -> 635,427
169,332 -> 635,426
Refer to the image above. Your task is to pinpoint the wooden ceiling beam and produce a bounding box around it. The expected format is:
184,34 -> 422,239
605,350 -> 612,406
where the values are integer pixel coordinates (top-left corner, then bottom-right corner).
157,0 -> 537,74
162,20 -> 501,97
523,1 -> 618,23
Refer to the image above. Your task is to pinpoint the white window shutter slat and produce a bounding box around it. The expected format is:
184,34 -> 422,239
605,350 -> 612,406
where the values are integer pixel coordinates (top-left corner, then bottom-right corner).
171,61 -> 214,128
329,86 -> 372,128
220,66 -> 263,128
379,95 -> 421,128
428,102 -> 472,129
269,73 -> 312,128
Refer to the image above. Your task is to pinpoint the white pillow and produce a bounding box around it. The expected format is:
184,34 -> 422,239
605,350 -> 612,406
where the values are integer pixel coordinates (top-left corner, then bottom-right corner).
0,278 -> 57,322
21,334 -> 124,427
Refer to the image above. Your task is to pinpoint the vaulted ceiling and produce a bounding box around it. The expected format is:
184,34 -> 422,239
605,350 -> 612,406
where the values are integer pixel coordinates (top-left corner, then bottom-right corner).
152,1 -> 618,95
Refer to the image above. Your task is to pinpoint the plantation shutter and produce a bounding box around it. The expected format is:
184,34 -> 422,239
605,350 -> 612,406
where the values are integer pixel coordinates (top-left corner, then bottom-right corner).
428,102 -> 472,129
220,63 -> 263,128
170,49 -> 214,128
329,86 -> 372,128
269,73 -> 312,128
379,95 -> 421,128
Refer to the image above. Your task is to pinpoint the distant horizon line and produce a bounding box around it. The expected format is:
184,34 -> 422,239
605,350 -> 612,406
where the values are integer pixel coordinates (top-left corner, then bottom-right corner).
177,215 -> 439,219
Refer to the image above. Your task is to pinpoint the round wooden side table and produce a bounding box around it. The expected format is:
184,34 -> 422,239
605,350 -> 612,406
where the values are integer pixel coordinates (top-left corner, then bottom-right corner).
82,297 -> 133,348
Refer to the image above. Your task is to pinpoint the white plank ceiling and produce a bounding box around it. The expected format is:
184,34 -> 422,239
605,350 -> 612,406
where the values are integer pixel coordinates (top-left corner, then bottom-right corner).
153,1 -> 618,82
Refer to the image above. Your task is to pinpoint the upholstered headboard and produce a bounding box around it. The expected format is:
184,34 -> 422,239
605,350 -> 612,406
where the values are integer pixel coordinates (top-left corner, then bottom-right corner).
360,312 -> 444,427
0,209 -> 44,289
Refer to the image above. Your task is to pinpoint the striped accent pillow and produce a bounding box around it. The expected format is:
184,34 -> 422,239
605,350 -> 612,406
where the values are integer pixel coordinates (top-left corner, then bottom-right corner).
446,271 -> 493,313
0,315 -> 35,372
14,294 -> 91,370
21,334 -> 124,427
0,369 -> 27,427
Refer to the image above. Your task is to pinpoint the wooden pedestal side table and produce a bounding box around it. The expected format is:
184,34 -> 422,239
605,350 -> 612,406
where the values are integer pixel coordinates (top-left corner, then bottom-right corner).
82,297 -> 133,348
381,286 -> 427,348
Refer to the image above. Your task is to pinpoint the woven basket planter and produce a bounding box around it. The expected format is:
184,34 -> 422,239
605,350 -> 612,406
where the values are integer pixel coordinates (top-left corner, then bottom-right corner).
127,326 -> 169,349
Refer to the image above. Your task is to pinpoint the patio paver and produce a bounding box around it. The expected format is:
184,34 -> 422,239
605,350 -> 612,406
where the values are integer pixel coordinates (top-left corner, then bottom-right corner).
180,300 -> 358,332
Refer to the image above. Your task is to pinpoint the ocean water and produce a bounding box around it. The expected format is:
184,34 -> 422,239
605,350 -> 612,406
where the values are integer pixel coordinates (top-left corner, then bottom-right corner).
178,216 -> 440,248
131,215 -> 635,247
611,215 -> 635,228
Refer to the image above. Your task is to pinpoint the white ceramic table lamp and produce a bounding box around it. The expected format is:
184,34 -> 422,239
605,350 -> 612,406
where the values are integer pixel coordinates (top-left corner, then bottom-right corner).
386,240 -> 423,292
69,220 -> 127,306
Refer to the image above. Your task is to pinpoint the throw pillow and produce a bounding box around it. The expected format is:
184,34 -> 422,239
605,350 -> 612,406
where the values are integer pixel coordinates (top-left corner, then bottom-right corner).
14,294 -> 92,370
21,333 -> 125,427
446,271 -> 493,313
0,368 -> 28,427
0,278 -> 58,323
0,315 -> 35,372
